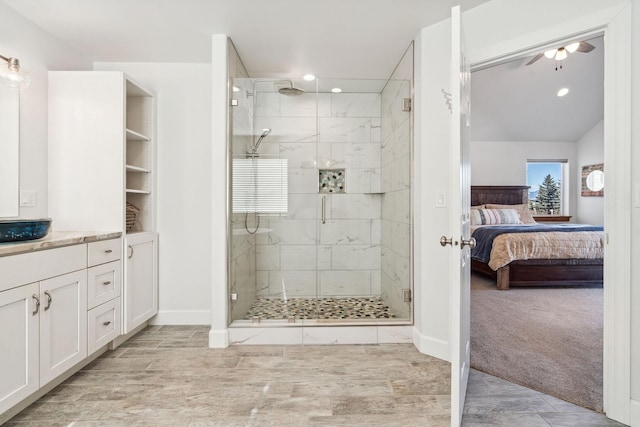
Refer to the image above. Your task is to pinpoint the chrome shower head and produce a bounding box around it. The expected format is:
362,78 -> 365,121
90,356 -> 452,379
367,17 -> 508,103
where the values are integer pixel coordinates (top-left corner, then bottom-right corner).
278,86 -> 305,96
252,128 -> 271,153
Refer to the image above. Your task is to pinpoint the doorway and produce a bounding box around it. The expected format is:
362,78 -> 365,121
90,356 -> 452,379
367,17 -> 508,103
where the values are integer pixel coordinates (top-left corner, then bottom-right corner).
467,32 -> 611,414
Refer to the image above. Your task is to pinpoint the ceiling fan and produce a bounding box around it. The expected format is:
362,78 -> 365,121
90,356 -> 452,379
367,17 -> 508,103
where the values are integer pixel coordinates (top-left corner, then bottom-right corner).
526,41 -> 596,67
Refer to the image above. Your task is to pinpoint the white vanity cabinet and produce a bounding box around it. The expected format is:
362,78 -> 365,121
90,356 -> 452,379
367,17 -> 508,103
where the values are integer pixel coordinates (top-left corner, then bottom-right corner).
0,283 -> 39,415
38,270 -> 87,386
0,236 -> 122,419
87,238 -> 122,355
0,243 -> 88,415
0,270 -> 88,409
48,71 -> 158,337
124,232 -> 158,333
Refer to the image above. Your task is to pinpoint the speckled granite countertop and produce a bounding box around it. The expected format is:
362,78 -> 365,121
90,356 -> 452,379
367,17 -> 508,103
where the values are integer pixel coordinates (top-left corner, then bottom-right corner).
0,231 -> 121,257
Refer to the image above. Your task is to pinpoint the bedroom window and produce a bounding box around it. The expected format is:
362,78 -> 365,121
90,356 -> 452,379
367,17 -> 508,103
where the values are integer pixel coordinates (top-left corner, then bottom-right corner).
526,160 -> 568,215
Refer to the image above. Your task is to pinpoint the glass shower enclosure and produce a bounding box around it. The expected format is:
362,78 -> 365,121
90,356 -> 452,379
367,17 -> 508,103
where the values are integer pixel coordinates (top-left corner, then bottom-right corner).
227,41 -> 413,326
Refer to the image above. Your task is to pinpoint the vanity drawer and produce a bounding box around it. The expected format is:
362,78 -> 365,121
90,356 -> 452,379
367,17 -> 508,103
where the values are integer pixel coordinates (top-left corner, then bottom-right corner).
0,244 -> 86,292
87,260 -> 121,309
87,239 -> 121,267
88,298 -> 121,355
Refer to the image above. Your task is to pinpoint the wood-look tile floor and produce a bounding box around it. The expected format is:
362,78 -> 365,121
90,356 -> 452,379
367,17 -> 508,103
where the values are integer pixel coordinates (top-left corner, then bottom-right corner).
6,326 -> 625,426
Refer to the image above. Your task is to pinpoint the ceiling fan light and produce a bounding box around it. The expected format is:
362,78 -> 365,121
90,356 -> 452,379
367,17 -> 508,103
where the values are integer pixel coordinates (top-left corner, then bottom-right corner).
555,49 -> 568,61
566,42 -> 580,53
544,49 -> 557,59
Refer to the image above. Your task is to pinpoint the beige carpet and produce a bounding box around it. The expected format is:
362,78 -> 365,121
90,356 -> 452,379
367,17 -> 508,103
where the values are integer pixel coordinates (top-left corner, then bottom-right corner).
470,273 -> 603,412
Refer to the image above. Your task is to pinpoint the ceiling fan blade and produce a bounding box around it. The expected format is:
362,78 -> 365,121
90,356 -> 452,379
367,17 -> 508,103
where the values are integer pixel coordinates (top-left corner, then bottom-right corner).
576,41 -> 595,53
526,53 -> 544,66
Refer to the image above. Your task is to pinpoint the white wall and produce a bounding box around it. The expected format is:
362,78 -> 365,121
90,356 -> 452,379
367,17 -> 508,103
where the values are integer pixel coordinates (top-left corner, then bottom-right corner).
464,0 -> 628,64
94,62 -> 213,325
575,120 -> 604,225
0,2 -> 92,219
470,140 -> 578,218
630,0 -> 640,413
413,19 -> 452,361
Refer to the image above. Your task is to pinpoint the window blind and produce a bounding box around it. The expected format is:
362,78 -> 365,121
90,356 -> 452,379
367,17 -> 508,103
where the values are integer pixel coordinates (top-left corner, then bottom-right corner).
232,158 -> 288,213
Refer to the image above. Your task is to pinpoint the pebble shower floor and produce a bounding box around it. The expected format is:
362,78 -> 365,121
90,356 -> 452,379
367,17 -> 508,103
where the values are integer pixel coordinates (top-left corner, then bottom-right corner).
245,297 -> 396,320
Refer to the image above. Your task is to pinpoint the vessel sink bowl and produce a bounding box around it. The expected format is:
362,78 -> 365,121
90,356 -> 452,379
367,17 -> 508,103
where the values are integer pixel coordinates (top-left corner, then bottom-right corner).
0,219 -> 52,243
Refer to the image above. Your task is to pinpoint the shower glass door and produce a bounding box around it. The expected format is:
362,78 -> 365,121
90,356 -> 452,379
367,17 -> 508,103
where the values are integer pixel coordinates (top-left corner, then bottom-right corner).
228,44 -> 413,325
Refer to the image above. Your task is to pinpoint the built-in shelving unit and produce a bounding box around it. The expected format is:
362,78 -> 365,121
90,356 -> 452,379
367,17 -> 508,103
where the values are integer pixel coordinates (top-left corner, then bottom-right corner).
124,80 -> 154,233
48,71 -> 158,338
48,72 -> 157,234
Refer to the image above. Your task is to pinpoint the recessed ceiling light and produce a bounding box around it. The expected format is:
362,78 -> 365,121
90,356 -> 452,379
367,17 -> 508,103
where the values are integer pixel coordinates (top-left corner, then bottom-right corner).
331,87 -> 342,93
303,74 -> 316,81
557,88 -> 569,97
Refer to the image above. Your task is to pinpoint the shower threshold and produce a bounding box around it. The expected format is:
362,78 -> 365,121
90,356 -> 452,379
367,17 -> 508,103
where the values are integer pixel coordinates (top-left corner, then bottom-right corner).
245,296 -> 396,321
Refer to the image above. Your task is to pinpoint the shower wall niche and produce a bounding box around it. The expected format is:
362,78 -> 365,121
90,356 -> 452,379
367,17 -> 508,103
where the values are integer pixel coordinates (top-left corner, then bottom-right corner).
227,41 -> 413,324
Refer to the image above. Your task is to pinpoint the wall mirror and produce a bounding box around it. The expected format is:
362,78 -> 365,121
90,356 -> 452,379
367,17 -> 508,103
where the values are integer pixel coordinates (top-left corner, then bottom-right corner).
581,163 -> 604,197
0,85 -> 20,217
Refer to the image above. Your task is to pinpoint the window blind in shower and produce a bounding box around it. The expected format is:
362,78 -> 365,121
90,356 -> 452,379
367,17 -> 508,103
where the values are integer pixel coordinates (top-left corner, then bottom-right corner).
232,158 -> 288,213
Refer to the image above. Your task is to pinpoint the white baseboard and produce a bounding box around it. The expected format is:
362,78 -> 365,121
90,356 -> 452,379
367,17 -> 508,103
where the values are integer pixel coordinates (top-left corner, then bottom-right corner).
630,399 -> 640,426
413,327 -> 450,362
208,328 -> 229,348
148,310 -> 210,325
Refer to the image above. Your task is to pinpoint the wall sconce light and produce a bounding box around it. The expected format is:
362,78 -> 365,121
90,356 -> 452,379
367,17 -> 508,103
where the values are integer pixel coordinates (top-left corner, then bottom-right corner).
0,54 -> 31,90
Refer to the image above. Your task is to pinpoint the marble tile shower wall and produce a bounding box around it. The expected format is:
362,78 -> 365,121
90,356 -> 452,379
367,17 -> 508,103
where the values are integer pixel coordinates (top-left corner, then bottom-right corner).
228,44 -> 256,322
380,49 -> 413,319
253,91 -> 382,299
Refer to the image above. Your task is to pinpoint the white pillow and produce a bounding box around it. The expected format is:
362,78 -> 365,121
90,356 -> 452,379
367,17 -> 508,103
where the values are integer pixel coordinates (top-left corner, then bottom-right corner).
485,204 -> 536,224
470,208 -> 521,225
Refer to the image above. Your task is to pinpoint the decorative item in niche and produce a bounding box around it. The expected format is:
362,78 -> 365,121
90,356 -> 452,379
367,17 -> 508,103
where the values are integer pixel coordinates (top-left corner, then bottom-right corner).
319,169 -> 345,193
581,163 -> 604,197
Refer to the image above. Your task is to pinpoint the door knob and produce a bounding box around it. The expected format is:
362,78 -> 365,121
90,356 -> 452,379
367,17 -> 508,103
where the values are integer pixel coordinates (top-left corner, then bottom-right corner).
461,237 -> 476,249
440,236 -> 453,247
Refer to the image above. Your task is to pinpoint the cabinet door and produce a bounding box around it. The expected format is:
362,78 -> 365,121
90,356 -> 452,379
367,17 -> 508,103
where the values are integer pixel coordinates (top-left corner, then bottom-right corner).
0,283 -> 39,414
124,233 -> 158,333
39,270 -> 87,386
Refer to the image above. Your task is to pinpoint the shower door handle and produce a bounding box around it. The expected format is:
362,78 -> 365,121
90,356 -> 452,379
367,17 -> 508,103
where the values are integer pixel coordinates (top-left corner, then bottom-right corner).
321,195 -> 326,224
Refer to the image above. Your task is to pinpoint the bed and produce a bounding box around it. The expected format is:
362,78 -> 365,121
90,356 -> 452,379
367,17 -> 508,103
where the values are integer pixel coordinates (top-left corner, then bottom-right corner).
470,185 -> 604,290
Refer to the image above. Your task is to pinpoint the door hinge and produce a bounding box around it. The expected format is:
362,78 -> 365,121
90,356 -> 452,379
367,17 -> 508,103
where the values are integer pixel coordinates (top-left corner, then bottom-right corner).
402,289 -> 412,302
402,98 -> 412,112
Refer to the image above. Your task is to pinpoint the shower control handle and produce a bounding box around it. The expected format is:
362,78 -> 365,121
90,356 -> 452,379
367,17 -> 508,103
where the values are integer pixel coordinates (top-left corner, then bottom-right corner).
321,196 -> 326,224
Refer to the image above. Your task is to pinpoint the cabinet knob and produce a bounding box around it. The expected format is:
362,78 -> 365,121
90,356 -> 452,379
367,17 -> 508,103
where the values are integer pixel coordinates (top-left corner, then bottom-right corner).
103,281 -> 112,286
103,321 -> 112,326
105,249 -> 113,254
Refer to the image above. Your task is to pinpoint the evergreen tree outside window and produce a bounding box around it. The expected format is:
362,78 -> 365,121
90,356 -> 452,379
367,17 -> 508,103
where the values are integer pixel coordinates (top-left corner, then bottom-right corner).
526,161 -> 567,215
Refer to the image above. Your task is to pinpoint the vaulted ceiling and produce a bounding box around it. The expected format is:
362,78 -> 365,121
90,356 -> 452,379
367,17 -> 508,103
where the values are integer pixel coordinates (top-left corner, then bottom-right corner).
471,36 -> 604,142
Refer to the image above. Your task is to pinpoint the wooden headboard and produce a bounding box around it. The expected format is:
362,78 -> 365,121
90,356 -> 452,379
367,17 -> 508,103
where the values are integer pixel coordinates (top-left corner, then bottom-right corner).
471,186 -> 530,206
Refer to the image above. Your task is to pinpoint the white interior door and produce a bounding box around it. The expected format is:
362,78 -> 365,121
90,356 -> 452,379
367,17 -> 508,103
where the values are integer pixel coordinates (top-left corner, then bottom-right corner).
449,5 -> 472,426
